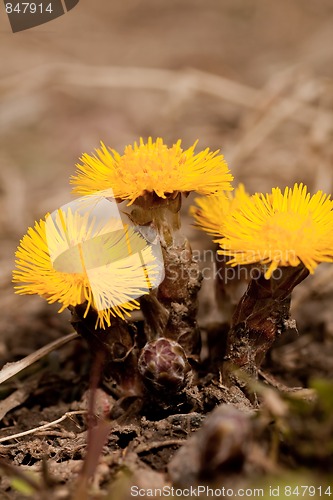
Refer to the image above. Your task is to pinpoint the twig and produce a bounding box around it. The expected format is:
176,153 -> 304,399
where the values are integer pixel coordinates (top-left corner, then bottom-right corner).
0,378 -> 41,421
0,410 -> 87,444
62,65 -> 331,128
0,331 -> 79,385
226,90 -> 303,165
1,64 -> 331,130
224,69 -> 317,166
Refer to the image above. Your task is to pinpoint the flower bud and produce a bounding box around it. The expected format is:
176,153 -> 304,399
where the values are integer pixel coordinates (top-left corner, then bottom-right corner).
138,338 -> 191,392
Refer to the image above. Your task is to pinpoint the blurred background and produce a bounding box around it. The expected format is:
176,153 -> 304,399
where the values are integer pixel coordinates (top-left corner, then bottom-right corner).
1,0 -> 333,351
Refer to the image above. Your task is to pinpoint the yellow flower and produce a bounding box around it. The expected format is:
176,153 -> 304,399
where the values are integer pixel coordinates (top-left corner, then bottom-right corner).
217,183 -> 333,278
13,206 -> 159,329
190,184 -> 249,237
71,138 -> 233,205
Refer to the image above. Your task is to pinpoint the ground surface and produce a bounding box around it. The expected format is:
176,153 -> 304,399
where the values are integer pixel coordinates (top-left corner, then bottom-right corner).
1,1 -> 333,498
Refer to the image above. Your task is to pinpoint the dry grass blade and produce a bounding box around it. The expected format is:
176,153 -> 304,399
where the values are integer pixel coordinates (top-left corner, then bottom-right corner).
62,65 -> 332,126
0,378 -> 41,421
0,332 -> 79,386
0,410 -> 87,444
1,64 -> 331,134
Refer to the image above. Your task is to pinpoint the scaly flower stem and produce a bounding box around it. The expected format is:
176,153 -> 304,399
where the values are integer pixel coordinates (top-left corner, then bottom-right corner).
222,264 -> 309,383
70,304 -> 144,398
131,192 -> 202,358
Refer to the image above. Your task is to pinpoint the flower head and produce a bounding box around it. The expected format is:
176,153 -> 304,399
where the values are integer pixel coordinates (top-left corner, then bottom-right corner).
71,138 -> 233,205
217,183 -> 333,278
190,183 -> 249,237
138,338 -> 190,392
13,201 -> 160,328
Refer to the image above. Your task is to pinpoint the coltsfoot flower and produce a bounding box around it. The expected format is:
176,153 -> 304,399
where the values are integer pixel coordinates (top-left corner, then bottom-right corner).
71,137 -> 233,205
217,183 -> 333,278
13,199 -> 160,329
190,183 -> 249,237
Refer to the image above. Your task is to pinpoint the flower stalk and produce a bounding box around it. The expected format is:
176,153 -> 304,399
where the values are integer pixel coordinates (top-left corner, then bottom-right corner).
222,264 -> 310,383
70,303 -> 144,398
128,192 -> 202,358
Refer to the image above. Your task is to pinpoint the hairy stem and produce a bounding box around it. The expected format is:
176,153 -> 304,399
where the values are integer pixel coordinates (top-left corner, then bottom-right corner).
222,264 -> 309,383
70,304 -> 144,398
130,192 -> 202,358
